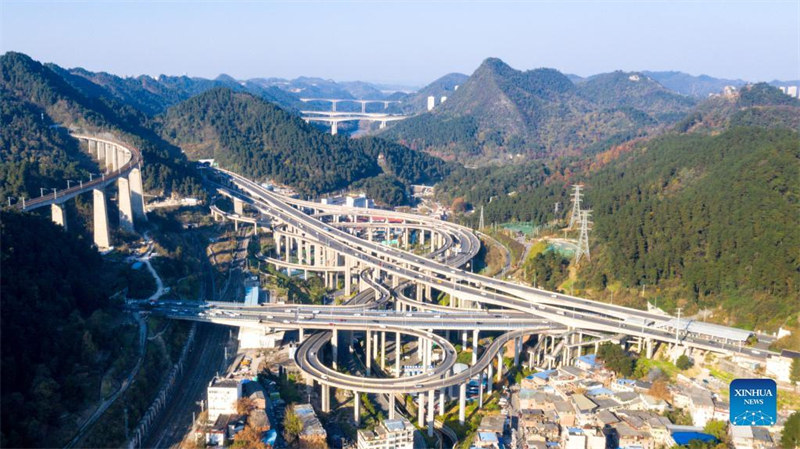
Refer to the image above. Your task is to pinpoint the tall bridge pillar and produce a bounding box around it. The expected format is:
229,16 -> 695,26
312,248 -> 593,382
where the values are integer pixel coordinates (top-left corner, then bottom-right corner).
93,188 -> 111,250
427,390 -> 435,436
417,393 -> 425,428
458,383 -> 466,424
104,143 -> 115,172
118,177 -> 134,231
472,330 -> 480,365
234,198 -> 244,215
496,351 -> 503,382
330,121 -> 338,135
51,203 -> 67,230
389,395 -> 396,419
439,389 -> 446,417
331,329 -> 338,369
129,168 -> 147,221
353,392 -> 360,425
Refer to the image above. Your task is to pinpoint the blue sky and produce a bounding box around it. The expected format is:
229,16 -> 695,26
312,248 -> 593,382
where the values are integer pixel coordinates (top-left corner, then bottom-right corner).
2,1 -> 798,86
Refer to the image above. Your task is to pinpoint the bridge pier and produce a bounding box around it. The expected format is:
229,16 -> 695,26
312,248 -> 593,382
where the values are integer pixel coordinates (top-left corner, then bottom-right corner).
353,392 -> 360,425
496,351 -> 503,382
472,330 -> 479,365
331,329 -> 338,369
395,331 -> 401,376
330,121 -> 338,135
129,167 -> 147,221
365,330 -> 372,372
118,177 -> 134,231
417,393 -> 425,428
321,384 -> 330,413
487,364 -> 493,394
380,331 -> 386,370
479,372 -> 484,408
51,203 -> 67,230
93,188 -> 111,250
234,198 -> 244,215
439,389 -> 445,417
514,337 -> 521,366
458,383 -> 466,424
389,394 -> 396,419
104,143 -> 114,172
427,390 -> 435,437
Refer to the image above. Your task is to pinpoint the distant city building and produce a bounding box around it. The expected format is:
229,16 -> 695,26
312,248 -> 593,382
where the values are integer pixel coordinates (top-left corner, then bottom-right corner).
787,86 -> 798,97
357,417 -> 415,449
765,349 -> 800,382
440,96 -> 447,104
207,377 -> 242,422
427,95 -> 435,111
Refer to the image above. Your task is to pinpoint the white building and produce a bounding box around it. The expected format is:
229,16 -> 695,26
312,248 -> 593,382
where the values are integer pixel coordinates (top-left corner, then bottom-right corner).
765,349 -> 800,382
787,86 -> 798,98
346,194 -> 373,208
564,427 -> 587,449
207,377 -> 242,422
357,417 -> 415,449
427,96 -> 435,111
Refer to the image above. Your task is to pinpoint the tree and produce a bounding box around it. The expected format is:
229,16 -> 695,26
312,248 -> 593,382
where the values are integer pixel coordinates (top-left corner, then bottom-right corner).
596,342 -> 635,377
231,423 -> 268,449
283,406 -> 303,445
790,358 -> 800,388
703,419 -> 728,443
676,355 -> 693,370
782,412 -> 800,449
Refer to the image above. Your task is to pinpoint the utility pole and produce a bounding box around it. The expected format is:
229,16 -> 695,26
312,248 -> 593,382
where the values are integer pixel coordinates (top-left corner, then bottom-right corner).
574,210 -> 592,263
568,184 -> 583,229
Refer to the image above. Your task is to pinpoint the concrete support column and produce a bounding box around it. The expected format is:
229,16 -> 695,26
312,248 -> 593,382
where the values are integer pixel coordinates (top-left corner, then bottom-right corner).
421,229 -> 426,247
496,351 -> 503,382
395,332 -> 401,376
373,332 -> 379,360
514,337 -> 521,367
353,392 -> 360,425
427,390 -> 435,437
93,189 -> 111,250
487,364 -> 493,394
321,384 -> 330,413
298,328 -> 304,343
128,168 -> 147,221
479,373 -> 484,408
404,228 -> 409,250
389,394 -> 396,419
365,330 -> 372,372
646,338 -> 654,359
104,143 -> 114,172
458,383 -> 466,425
331,329 -> 338,369
330,121 -> 338,135
344,257 -> 352,296
51,203 -> 67,230
234,198 -> 244,215
380,332 -> 386,370
284,236 -> 291,262
417,393 -> 425,428
439,389 -> 446,417
472,330 -> 479,365
118,176 -> 134,231
462,331 -> 468,350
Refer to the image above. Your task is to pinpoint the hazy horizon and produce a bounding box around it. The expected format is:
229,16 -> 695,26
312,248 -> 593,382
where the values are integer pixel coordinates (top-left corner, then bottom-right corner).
2,1 -> 799,86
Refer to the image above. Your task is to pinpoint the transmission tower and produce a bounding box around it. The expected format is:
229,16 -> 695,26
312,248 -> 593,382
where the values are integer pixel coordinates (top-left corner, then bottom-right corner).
479,206 -> 485,230
574,209 -> 592,263
568,184 -> 583,229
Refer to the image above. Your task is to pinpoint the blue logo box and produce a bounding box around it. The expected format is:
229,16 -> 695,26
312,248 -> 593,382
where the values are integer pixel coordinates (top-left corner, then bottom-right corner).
729,378 -> 776,426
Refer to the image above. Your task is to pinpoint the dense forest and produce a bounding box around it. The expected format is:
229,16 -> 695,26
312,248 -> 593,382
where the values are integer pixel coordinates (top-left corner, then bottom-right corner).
442,126 -> 799,330
0,51 -> 205,202
381,58 -> 693,163
0,211 -> 135,447
158,88 -> 452,198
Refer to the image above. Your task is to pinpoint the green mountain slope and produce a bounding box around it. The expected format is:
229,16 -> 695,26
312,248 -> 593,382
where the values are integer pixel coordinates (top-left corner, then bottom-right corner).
158,88 -> 452,201
382,58 -> 693,163
438,125 -> 799,330
0,51 -> 204,200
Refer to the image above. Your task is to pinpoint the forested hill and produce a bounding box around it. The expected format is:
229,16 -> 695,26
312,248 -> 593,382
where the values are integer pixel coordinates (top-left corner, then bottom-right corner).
380,58 -> 695,163
158,88 -> 452,203
0,51 -> 204,200
0,211 -> 125,447
48,65 -> 303,115
439,126 -> 799,330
